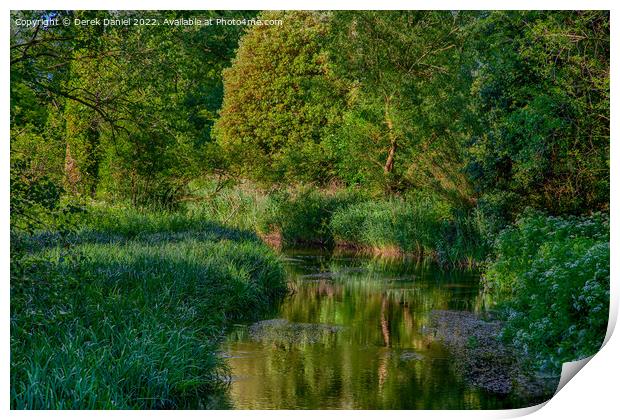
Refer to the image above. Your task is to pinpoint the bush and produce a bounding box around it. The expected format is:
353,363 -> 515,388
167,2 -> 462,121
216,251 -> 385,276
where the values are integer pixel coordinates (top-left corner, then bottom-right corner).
258,188 -> 361,246
483,210 -> 609,371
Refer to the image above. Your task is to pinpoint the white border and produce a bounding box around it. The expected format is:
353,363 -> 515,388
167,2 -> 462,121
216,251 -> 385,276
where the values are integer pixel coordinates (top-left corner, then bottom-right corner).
2,1 -> 618,419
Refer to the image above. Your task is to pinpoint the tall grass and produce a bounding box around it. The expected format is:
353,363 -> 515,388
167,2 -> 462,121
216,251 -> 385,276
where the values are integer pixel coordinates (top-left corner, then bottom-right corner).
188,185 -> 491,267
184,181 -> 271,231
178,182 -> 489,267
11,205 -> 287,409
330,194 -> 488,267
257,188 -> 363,247
330,195 -> 448,254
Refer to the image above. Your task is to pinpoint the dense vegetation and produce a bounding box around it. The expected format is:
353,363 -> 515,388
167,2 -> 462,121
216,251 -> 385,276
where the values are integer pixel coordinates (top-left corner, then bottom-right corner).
11,206 -> 287,408
484,211 -> 609,371
11,10 -> 609,408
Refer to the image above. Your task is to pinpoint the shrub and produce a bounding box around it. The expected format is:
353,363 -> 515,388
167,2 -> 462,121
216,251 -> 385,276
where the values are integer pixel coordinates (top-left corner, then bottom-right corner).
483,210 -> 609,371
258,188 -> 360,246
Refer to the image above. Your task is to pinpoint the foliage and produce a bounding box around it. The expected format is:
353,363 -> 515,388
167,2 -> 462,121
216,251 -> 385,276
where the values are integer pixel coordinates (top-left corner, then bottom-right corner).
436,208 -> 490,267
11,10 -> 248,208
466,11 -> 610,215
214,11 -> 346,185
11,206 -> 287,409
184,179 -> 272,231
327,11 -> 474,198
483,211 -> 609,370
9,9 -> 611,406
11,10 -> 609,213
330,195 -> 449,254
10,160 -> 86,235
330,193 -> 487,266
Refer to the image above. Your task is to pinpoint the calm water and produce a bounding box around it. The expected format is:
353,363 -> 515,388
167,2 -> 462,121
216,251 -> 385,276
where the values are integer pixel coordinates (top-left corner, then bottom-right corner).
221,249 -> 523,409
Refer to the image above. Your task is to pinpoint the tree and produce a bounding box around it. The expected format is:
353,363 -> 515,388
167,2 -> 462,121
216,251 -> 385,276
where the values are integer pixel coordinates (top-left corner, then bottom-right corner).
11,10 -> 249,208
214,11 -> 347,185
327,11 -> 474,200
466,11 -> 609,216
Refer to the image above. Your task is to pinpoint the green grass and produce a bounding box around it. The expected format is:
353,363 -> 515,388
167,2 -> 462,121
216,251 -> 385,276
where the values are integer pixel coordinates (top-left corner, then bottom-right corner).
257,188 -> 363,247
330,194 -> 488,267
330,195 -> 448,254
11,205 -> 287,409
189,185 -> 489,267
184,180 -> 271,232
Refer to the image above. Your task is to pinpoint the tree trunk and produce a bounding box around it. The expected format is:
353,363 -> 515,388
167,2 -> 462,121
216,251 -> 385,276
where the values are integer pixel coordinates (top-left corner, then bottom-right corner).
64,142 -> 80,194
383,99 -> 397,174
384,137 -> 397,174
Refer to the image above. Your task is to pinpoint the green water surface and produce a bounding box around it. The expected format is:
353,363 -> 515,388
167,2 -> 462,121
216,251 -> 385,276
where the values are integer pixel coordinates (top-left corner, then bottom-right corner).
222,249 -> 531,409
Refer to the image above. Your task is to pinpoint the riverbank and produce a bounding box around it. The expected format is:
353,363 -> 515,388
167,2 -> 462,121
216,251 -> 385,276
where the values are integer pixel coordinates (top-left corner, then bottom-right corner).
192,185 -> 608,373
187,185 -> 488,268
428,310 -> 559,402
10,194 -> 609,409
10,205 -> 288,409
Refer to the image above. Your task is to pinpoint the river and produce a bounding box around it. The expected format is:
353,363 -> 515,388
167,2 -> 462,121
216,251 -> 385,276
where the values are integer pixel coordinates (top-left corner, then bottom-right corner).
221,248 -> 531,409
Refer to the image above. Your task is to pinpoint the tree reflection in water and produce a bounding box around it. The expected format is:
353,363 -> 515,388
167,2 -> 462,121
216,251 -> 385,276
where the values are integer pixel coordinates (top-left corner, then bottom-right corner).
221,249 -> 528,409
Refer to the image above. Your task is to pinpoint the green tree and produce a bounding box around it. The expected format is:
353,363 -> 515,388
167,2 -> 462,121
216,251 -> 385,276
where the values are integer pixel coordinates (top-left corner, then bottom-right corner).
214,11 -> 346,185
466,11 -> 609,217
328,11 -> 473,200
11,10 -> 249,208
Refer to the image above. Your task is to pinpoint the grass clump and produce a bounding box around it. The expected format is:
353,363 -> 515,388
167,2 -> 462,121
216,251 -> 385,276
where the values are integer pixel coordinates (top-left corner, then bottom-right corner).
11,206 -> 287,409
330,193 -> 488,266
330,195 -> 447,255
483,210 -> 609,371
435,209 -> 490,268
184,180 -> 271,231
258,188 -> 361,247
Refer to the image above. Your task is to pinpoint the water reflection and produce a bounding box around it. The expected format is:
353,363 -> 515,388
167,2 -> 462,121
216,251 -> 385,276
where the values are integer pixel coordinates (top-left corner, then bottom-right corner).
222,249 -> 520,409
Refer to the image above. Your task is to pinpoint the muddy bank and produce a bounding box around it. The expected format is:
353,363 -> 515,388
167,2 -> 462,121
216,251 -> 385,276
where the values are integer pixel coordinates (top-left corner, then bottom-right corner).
258,230 -> 283,248
428,310 -> 559,400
